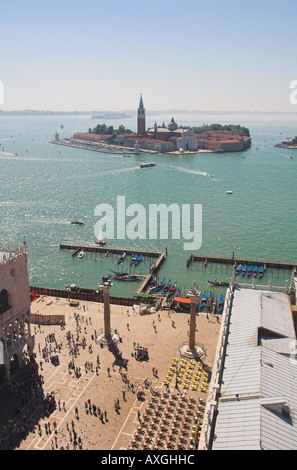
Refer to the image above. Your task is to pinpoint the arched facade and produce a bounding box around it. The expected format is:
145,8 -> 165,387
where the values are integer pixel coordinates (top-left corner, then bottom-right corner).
0,245 -> 34,382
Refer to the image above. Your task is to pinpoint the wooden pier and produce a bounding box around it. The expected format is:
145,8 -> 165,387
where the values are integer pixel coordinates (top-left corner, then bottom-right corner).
60,244 -> 166,298
60,243 -> 163,259
187,254 -> 297,271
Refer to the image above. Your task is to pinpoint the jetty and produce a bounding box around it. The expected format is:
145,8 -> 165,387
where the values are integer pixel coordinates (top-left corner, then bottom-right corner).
186,254 -> 297,271
60,244 -> 166,298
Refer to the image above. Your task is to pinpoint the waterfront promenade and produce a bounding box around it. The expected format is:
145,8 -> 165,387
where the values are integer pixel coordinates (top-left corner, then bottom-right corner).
0,295 -> 220,450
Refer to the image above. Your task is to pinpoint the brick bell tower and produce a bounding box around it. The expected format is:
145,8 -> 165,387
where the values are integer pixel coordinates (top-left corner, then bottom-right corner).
137,93 -> 146,135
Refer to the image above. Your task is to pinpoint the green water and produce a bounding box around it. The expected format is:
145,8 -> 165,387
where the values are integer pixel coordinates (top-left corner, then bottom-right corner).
0,113 -> 296,298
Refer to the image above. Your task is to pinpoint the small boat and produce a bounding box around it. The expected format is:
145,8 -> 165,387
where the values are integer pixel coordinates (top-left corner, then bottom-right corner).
140,162 -> 156,168
235,264 -> 242,276
226,190 -> 233,194
135,254 -> 143,265
167,282 -> 177,298
146,277 -> 157,292
200,291 -> 207,309
242,264 -> 247,276
110,270 -> 128,276
161,280 -> 171,294
95,238 -> 106,245
207,292 -> 213,309
253,265 -> 258,277
77,250 -> 84,259
117,252 -> 126,264
152,278 -> 165,293
218,294 -> 224,313
71,220 -> 84,225
247,265 -> 253,277
258,266 -> 264,278
130,254 -> 138,265
113,275 -> 138,282
208,280 -> 229,287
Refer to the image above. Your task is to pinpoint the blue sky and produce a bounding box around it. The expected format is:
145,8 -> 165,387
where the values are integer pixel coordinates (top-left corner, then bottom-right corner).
1,0 -> 297,111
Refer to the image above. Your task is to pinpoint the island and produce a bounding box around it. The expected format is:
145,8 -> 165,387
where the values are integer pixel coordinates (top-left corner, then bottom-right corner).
275,135 -> 297,149
50,95 -> 252,155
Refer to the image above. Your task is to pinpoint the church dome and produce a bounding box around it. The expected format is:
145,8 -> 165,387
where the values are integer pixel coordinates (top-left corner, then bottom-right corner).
167,117 -> 178,131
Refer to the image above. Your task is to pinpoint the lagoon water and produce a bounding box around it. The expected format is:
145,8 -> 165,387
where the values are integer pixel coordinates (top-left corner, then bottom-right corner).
0,112 -> 296,298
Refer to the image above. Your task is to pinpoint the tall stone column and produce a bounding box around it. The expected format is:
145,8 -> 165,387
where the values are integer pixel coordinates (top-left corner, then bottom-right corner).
188,294 -> 198,350
101,282 -> 112,340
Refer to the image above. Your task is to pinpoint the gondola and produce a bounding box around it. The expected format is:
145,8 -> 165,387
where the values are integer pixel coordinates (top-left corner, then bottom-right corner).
259,266 -> 264,278
146,277 -> 157,292
130,254 -> 137,265
167,282 -> 177,298
253,265 -> 258,277
113,275 -> 138,281
218,294 -> 224,313
117,252 -> 126,264
200,291 -> 207,309
152,278 -> 165,293
208,280 -> 229,287
161,280 -> 171,294
242,264 -> 247,276
247,265 -> 253,277
110,270 -> 128,277
135,254 -> 143,266
235,264 -> 242,276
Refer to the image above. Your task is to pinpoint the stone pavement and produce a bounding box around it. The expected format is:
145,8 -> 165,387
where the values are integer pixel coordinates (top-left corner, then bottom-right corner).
0,295 -> 221,450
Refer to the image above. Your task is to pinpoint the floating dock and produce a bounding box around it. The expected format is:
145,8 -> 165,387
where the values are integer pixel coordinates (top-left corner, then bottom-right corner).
187,254 -> 296,271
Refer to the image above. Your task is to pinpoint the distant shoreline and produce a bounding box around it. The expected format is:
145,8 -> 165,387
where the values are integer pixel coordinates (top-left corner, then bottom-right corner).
1,110 -> 297,117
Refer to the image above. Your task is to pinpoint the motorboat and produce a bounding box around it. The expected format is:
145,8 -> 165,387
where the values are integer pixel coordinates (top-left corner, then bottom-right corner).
242,264 -> 247,276
95,238 -> 106,245
140,162 -> 156,168
253,265 -> 258,277
259,266 -> 264,278
71,220 -> 84,225
77,250 -> 84,259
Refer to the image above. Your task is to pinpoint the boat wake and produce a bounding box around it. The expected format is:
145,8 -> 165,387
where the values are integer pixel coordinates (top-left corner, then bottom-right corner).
100,166 -> 141,176
166,164 -> 214,178
0,151 -> 16,156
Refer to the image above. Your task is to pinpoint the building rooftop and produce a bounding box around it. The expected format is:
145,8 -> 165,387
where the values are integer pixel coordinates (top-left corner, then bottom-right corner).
212,288 -> 297,450
0,243 -> 27,265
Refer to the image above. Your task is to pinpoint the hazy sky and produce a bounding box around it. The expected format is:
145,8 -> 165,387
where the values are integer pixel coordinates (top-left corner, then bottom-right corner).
1,0 -> 297,112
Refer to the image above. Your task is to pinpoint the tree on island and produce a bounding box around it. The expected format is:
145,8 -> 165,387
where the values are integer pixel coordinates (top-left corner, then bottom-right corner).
192,123 -> 250,137
91,123 -> 133,143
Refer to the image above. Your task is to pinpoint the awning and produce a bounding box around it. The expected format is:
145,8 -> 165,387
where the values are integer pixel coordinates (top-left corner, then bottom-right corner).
173,297 -> 191,304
